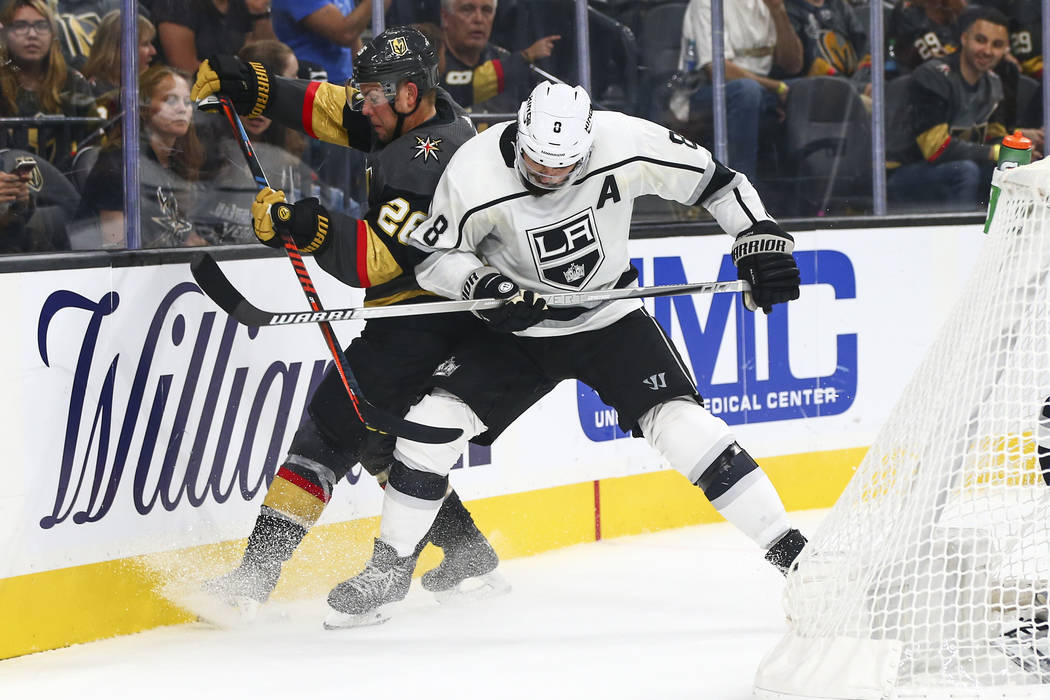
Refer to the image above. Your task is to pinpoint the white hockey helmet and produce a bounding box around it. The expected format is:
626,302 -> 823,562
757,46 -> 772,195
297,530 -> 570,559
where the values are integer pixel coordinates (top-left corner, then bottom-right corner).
515,81 -> 594,191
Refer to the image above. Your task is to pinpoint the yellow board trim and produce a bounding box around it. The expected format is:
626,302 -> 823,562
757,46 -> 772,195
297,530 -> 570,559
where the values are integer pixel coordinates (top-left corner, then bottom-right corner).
0,447 -> 864,660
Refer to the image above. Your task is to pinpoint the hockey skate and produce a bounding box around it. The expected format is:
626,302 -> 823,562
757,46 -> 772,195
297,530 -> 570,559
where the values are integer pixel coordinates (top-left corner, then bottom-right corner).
422,531 -> 510,603
324,539 -> 417,630
174,560 -> 280,628
765,528 -> 807,576
420,491 -> 511,603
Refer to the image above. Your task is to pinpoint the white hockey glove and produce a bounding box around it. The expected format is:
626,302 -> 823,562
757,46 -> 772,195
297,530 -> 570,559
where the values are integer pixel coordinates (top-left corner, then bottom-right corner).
463,268 -> 548,333
732,221 -> 801,314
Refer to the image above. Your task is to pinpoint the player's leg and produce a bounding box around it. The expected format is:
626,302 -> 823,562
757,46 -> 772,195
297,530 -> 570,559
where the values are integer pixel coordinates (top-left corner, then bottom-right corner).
359,431 -> 505,600
200,314 -> 490,620
199,411 -> 364,621
325,334 -> 547,627
574,309 -> 807,574
324,389 -> 488,628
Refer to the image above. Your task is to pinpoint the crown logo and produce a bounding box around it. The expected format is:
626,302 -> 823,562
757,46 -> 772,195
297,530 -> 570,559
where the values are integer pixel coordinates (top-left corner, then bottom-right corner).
563,262 -> 586,283
433,356 -> 460,377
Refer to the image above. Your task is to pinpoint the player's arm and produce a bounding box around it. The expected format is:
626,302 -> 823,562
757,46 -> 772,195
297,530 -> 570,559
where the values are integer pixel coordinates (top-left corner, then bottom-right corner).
406,168 -> 487,300
625,116 -> 799,313
191,56 -> 373,150
909,63 -> 996,163
407,164 -> 547,332
249,187 -> 424,288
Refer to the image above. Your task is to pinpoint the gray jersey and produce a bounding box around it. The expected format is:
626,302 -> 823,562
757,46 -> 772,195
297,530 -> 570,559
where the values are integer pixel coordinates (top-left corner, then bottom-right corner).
409,111 -> 772,336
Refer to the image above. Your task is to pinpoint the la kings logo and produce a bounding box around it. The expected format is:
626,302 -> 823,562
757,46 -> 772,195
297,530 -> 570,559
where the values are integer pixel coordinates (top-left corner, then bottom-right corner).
527,208 -> 604,290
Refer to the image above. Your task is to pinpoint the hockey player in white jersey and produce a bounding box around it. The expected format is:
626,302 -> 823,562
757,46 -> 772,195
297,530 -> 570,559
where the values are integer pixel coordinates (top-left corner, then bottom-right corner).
321,81 -> 809,628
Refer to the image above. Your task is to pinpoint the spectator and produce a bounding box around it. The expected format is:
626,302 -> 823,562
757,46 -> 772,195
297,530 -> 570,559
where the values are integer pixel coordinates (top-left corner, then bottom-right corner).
81,65 -> 210,247
999,0 -> 1042,79
668,0 -> 803,184
51,0 -> 121,70
0,158 -> 35,253
0,0 -> 102,171
196,39 -> 323,243
886,6 -> 1043,211
81,11 -> 157,98
271,0 -> 391,85
785,0 -> 871,91
888,0 -> 965,73
0,150 -> 74,253
437,0 -> 560,114
151,0 -> 275,73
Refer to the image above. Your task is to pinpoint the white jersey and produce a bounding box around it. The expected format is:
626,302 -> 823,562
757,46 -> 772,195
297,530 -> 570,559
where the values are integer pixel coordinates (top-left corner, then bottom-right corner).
408,110 -> 773,337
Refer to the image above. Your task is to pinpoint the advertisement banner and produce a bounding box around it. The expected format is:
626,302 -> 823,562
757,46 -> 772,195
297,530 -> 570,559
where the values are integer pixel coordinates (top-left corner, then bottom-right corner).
0,224 -> 987,579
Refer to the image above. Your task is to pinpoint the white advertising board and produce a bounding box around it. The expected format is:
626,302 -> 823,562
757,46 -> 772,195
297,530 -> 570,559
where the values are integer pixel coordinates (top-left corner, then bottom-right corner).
0,223 -> 987,577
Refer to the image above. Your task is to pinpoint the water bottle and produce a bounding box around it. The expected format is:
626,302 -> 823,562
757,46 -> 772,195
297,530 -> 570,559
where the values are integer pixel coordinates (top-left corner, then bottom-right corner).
984,130 -> 1033,233
683,39 -> 698,73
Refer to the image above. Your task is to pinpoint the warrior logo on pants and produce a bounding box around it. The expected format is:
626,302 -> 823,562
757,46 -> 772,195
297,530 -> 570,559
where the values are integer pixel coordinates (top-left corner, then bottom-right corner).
527,208 -> 604,290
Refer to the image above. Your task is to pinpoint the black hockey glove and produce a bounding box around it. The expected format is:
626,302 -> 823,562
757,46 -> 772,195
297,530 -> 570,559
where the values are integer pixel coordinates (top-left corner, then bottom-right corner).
463,268 -> 548,333
191,55 -> 272,117
732,221 -> 800,314
252,188 -> 331,254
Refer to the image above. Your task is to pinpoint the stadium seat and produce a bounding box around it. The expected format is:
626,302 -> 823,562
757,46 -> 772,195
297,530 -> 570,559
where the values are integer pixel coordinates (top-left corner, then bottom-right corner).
69,146 -> 100,197
1016,74 -> 1041,128
782,76 -> 873,216
635,1 -> 688,120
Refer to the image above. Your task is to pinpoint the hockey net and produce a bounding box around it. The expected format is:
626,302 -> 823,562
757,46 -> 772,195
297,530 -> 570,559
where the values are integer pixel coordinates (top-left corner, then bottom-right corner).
755,159 -> 1050,700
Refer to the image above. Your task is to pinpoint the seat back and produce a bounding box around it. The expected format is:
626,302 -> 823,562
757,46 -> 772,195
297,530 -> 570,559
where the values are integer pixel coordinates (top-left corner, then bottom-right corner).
635,1 -> 688,119
1016,74 -> 1041,128
69,145 -> 100,197
784,76 -> 873,215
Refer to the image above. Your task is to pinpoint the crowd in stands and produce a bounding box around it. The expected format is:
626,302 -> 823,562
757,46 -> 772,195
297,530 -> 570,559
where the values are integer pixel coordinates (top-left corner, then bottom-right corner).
0,0 -> 1045,254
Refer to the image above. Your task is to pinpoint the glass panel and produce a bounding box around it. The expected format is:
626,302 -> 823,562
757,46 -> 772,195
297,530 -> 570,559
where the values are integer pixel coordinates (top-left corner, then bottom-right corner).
0,0 -> 112,254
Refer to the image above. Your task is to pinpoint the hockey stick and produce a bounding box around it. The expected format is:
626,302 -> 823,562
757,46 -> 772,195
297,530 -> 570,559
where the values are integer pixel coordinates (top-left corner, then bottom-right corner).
197,95 -> 462,444
192,254 -> 749,326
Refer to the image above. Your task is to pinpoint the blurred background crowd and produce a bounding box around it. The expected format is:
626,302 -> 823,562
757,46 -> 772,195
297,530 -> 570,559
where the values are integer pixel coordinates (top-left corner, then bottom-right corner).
0,0 -> 1044,253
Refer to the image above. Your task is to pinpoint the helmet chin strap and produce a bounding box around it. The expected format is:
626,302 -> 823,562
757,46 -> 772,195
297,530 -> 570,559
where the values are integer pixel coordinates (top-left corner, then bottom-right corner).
390,84 -> 423,141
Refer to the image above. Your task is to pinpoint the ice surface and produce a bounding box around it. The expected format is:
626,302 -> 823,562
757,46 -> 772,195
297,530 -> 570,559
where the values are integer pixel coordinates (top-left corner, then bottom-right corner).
0,511 -> 828,700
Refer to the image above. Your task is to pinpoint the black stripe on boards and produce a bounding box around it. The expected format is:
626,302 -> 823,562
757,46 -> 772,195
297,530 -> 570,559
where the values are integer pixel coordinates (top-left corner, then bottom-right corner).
734,188 -> 759,226
574,156 -> 706,186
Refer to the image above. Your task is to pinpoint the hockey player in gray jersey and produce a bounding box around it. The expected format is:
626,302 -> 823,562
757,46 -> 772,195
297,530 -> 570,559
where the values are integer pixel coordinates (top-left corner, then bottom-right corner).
317,80 -> 809,628
185,27 -> 511,622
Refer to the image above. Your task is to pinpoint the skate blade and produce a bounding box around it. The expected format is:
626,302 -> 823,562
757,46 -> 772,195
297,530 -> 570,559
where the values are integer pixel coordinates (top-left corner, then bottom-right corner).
163,581 -> 261,628
432,572 -> 511,605
322,605 -> 394,630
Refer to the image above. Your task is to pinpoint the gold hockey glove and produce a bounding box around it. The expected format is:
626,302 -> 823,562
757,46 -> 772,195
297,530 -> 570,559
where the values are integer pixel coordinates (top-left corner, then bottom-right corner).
262,194 -> 332,255
191,55 -> 271,117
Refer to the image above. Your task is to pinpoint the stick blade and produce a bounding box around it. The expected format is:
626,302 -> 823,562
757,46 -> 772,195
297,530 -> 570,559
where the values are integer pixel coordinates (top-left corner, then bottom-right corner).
191,254 -> 274,327
362,406 -> 463,444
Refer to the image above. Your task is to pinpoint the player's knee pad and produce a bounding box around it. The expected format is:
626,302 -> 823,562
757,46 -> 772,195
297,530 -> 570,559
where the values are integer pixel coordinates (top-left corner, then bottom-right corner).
287,416 -> 358,482
639,397 -> 735,484
358,431 -> 396,478
394,389 -> 486,477
387,459 -> 449,502
694,442 -> 760,503
262,456 -> 340,529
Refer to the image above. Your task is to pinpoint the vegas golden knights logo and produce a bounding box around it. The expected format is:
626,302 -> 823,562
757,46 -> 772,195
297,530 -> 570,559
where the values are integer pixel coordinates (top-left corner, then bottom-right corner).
389,37 -> 408,57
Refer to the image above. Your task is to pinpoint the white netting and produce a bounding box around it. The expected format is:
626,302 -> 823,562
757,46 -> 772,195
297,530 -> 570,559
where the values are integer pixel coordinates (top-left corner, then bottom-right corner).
756,159 -> 1050,700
